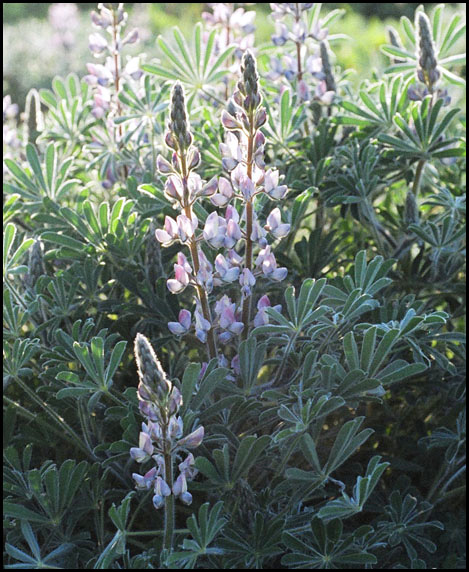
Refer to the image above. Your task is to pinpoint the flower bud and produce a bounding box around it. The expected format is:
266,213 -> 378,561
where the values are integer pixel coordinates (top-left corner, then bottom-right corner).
134,333 -> 172,401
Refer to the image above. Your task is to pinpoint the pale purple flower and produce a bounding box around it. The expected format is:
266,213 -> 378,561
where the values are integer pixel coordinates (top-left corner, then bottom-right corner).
132,467 -> 157,490
195,306 -> 212,343
168,309 -> 192,336
315,81 -> 335,105
157,154 -> 173,174
211,177 -> 234,207
155,215 -> 178,246
272,23 -> 289,46
168,387 -> 183,416
89,32 -> 108,55
203,212 -> 227,249
164,175 -> 184,203
265,208 -> 290,238
179,453 -> 198,479
123,28 -> 139,45
168,416 -> 184,441
239,268 -> 256,298
130,431 -> 154,463
253,295 -> 282,327
239,174 -> 256,201
256,246 -> 288,281
177,425 -> 205,449
153,476 -> 172,509
172,472 -> 192,505
196,250 -> 214,293
167,254 -> 192,294
215,254 -> 240,283
220,132 -> 243,171
231,354 -> 240,375
201,176 -> 218,198
264,169 -> 288,200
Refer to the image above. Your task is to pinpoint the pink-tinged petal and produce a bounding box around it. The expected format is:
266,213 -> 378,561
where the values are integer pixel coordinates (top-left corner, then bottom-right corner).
188,148 -> 201,170
239,175 -> 255,200
211,193 -> 230,207
167,279 -> 185,294
219,177 -> 234,199
221,110 -> 242,130
272,267 -> 288,281
155,229 -> 173,246
172,472 -> 187,496
229,321 -> 244,335
273,224 -> 290,238
152,494 -> 165,509
225,204 -> 240,223
157,154 -> 173,174
201,176 -> 218,197
168,322 -> 187,335
257,295 -> 271,310
154,476 -> 171,497
179,309 -> 191,330
178,426 -> 204,449
298,79 -> 310,102
180,491 -> 193,505
255,107 -> 267,129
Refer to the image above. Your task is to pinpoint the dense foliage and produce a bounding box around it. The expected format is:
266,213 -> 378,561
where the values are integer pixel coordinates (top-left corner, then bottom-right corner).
3,3 -> 466,569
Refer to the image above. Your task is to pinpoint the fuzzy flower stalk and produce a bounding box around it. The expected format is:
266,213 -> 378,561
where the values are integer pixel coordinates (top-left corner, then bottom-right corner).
85,3 -> 140,132
222,50 -> 289,339
156,84 -> 218,359
131,333 -> 203,551
156,55 -> 289,364
269,3 -> 337,106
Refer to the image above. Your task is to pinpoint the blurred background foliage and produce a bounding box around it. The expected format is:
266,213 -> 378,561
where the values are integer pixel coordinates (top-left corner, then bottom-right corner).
3,3 -> 465,109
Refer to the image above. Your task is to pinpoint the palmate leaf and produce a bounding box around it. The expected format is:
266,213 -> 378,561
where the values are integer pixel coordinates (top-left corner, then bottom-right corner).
337,75 -> 413,132
41,198 -> 149,262
317,456 -> 389,520
282,517 -> 377,569
196,435 -> 271,490
4,143 -> 79,209
165,502 -> 226,569
378,96 -> 462,160
94,492 -> 135,569
3,223 -> 34,277
4,520 -> 74,569
142,23 -> 236,107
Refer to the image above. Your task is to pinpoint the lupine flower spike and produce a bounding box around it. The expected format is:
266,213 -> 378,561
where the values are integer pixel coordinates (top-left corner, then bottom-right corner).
131,333 -> 204,549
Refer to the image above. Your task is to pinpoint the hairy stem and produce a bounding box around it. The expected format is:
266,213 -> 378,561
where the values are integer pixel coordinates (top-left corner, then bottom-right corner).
163,450 -> 175,551
241,111 -> 255,339
180,152 -> 217,359
412,159 -> 426,198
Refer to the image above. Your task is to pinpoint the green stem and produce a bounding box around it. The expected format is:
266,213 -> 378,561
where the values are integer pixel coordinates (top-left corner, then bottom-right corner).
13,375 -> 89,457
241,109 -> 255,340
163,451 -> 175,551
180,152 -> 217,360
412,159 -> 426,198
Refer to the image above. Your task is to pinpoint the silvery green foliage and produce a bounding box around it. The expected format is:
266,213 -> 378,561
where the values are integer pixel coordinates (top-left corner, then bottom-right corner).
3,3 -> 466,570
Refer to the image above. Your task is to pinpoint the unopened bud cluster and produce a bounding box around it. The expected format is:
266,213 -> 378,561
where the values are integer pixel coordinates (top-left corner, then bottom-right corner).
268,3 -> 337,104
130,333 -> 203,508
155,52 -> 290,364
407,12 -> 450,105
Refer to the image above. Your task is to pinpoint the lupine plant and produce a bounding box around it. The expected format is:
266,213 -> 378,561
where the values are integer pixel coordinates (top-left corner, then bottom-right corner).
3,3 -> 466,570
